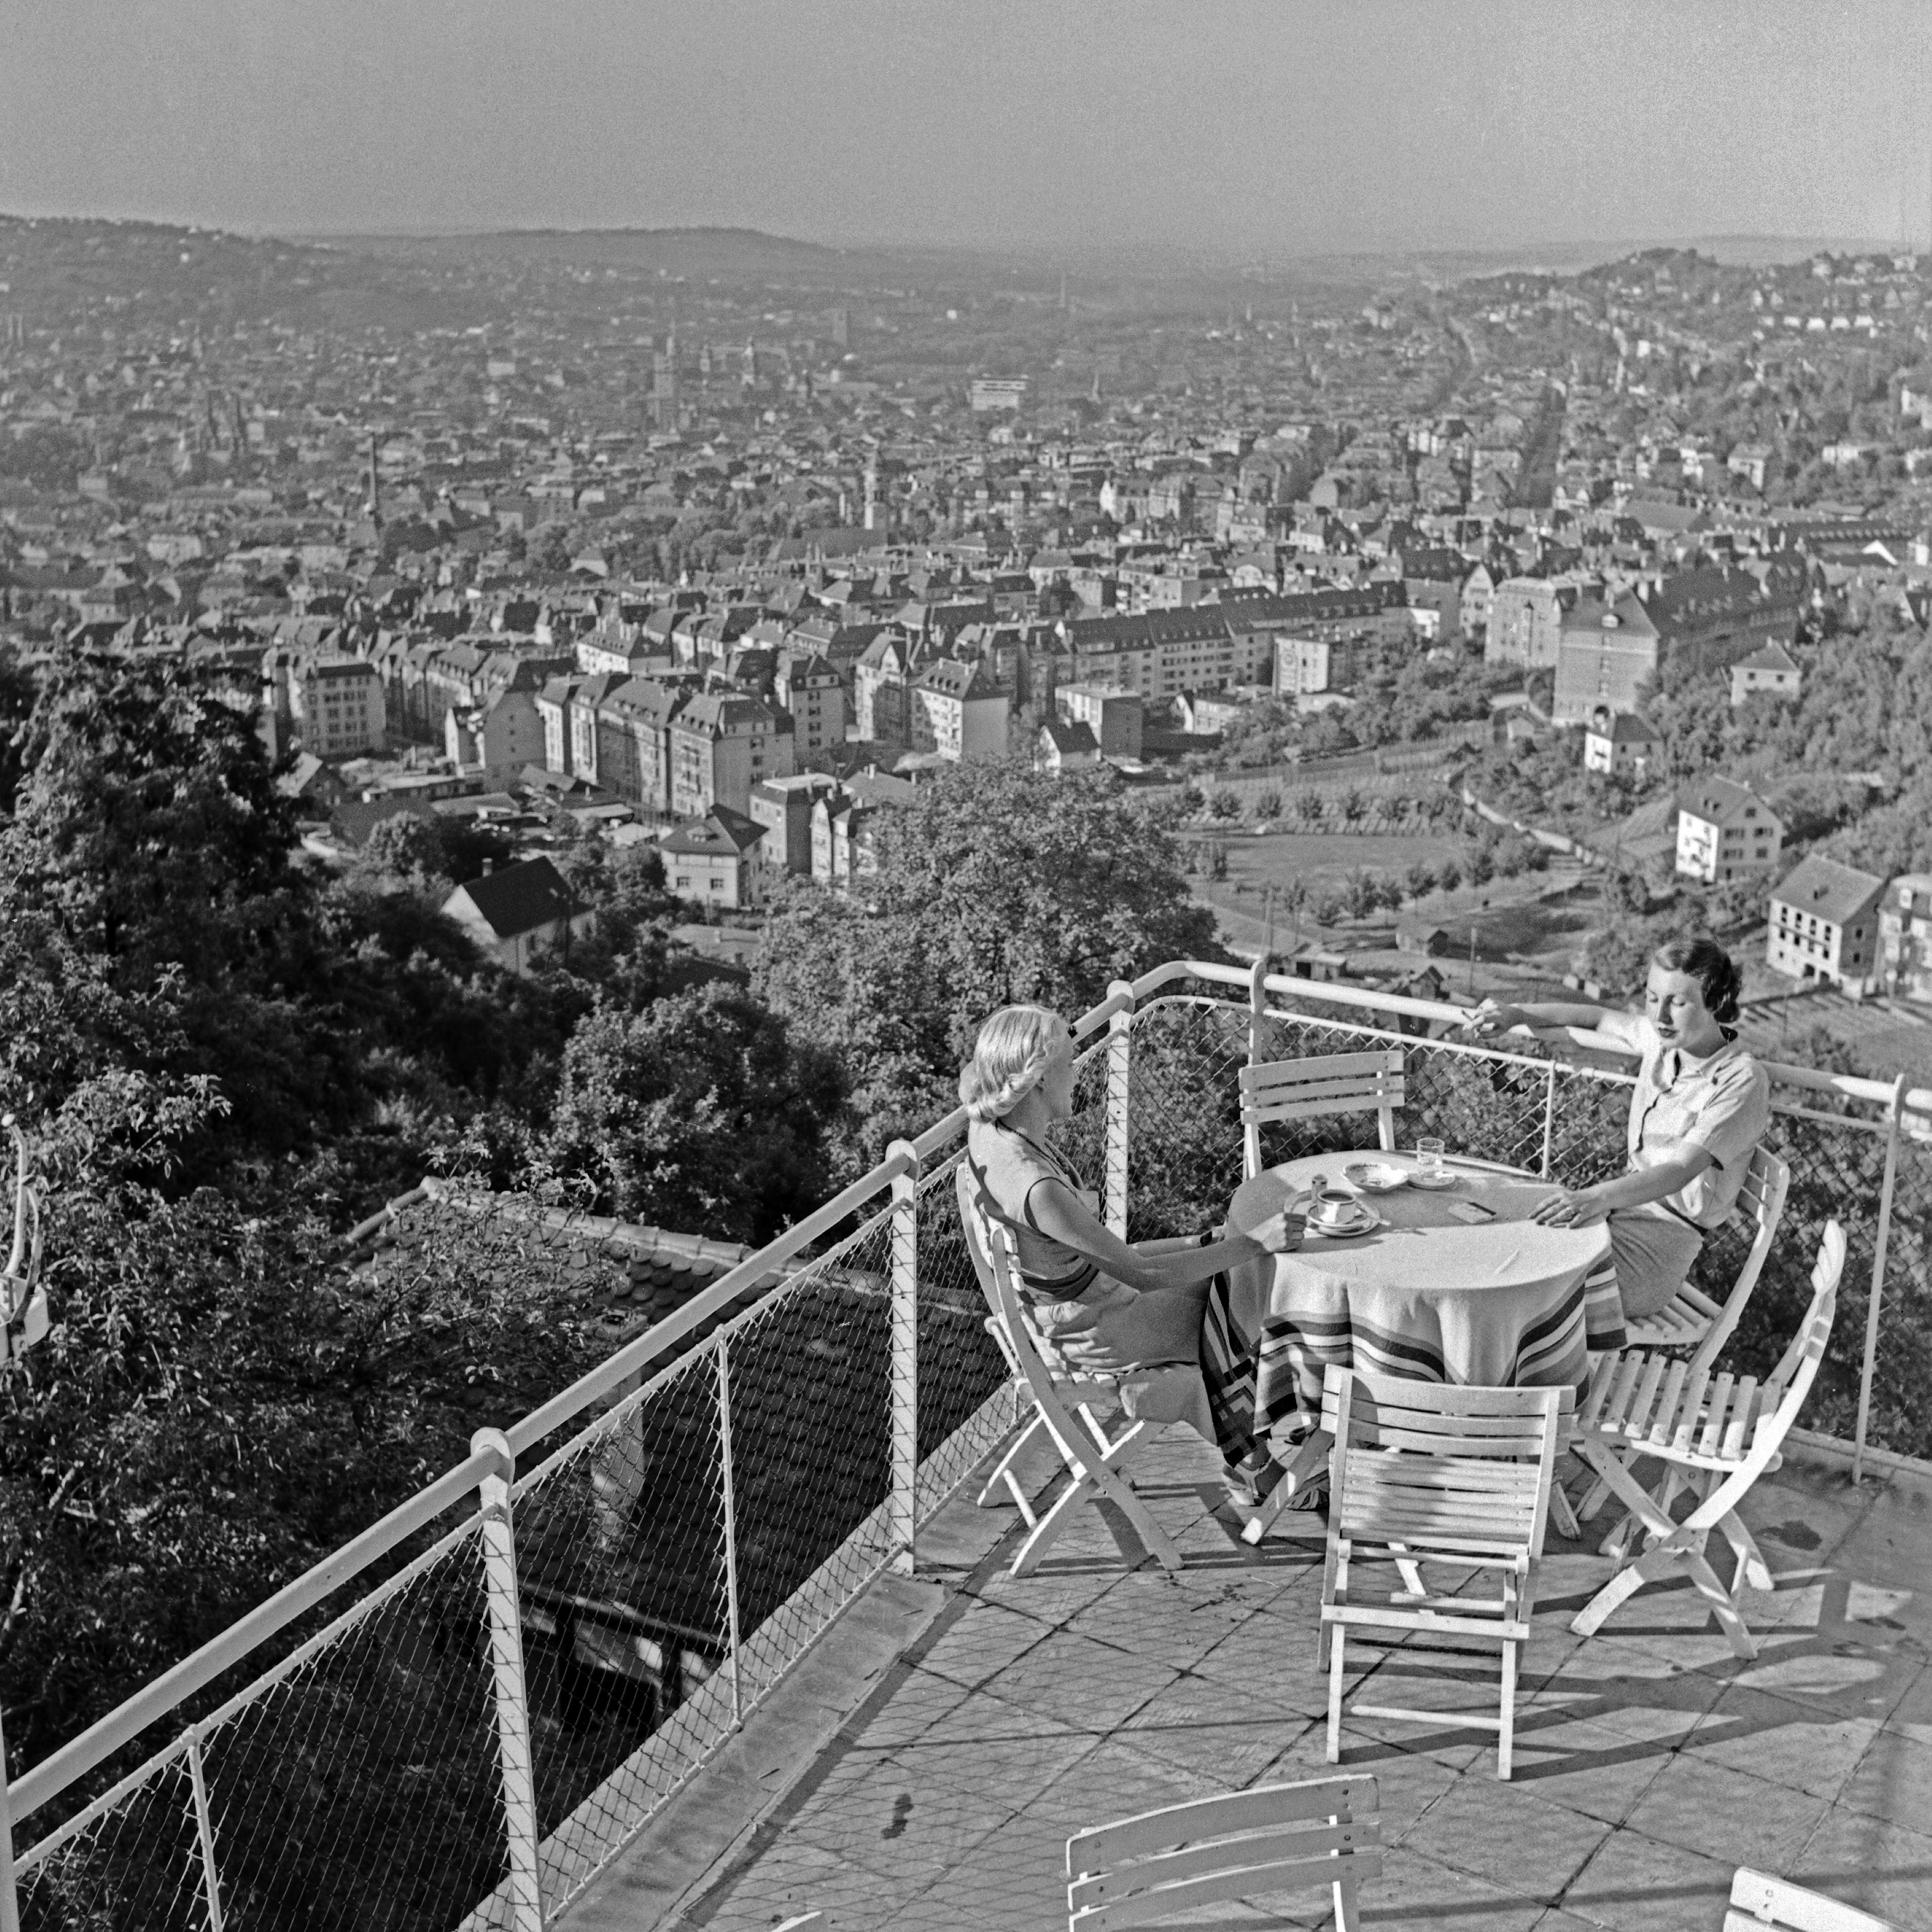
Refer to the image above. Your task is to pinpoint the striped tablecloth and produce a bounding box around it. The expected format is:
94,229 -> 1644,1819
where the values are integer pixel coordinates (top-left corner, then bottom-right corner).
1205,1153 -> 1618,1451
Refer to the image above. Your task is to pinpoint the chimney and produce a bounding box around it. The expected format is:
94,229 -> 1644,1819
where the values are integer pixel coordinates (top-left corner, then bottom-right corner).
480,859 -> 493,876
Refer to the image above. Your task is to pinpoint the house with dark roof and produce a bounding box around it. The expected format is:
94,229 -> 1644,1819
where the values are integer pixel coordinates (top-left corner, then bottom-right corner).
1034,715 -> 1100,775
1767,855 -> 1887,995
659,806 -> 767,909
442,856 -> 593,975
1729,639 -> 1802,707
1582,710 -> 1659,777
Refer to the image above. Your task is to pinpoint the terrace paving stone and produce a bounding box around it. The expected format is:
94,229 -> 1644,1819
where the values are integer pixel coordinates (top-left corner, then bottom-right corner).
1620,1751 -> 1831,1873
1787,1805 -> 1932,1926
606,1433 -> 1932,1932
1400,1774 -> 1613,1899
1558,1827 -> 1738,1932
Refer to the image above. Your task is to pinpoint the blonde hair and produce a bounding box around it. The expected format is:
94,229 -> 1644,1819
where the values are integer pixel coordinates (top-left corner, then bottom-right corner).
959,1004 -> 1066,1124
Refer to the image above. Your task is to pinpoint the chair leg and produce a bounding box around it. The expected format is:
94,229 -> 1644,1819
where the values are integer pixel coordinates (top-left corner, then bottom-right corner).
1010,1420 -> 1183,1578
977,1413 -> 1046,1507
1679,1538 -> 1759,1660
1237,1429 -> 1332,1547
1326,1624 -> 1346,1763
1497,1637 -> 1518,1781
1332,1873 -> 1359,1932
1547,1482 -> 1581,1542
1716,1508 -> 1774,1595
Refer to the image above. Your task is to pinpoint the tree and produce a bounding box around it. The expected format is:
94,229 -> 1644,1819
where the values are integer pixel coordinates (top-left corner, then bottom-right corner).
1405,859 -> 1439,903
758,762 -> 1219,1168
546,984 -> 844,1241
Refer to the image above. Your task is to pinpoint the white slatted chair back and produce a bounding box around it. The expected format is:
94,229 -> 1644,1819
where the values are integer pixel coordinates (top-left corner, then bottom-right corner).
1725,1865 -> 1897,1932
1239,1050 -> 1406,1179
1067,1776 -> 1382,1932
1629,1146 -> 1789,1361
1569,1222 -> 1845,1659
1322,1371 -> 1564,1565
1317,1368 -> 1565,1778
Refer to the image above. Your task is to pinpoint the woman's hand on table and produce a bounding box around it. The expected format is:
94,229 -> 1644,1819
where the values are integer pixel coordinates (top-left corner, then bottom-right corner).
1246,1203 -> 1310,1254
1529,1185 -> 1609,1229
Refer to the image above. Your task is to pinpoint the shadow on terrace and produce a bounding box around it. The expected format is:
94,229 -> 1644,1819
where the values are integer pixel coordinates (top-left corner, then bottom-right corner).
8,963 -> 1932,1932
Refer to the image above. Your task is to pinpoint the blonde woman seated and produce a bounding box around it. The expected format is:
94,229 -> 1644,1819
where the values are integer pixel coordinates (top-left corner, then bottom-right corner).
1468,936 -> 1769,1343
960,1003 -> 1310,1502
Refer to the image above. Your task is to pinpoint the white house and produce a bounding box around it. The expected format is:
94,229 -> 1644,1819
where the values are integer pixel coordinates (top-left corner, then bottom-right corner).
442,857 -> 593,975
1767,855 -> 1886,995
1675,777 -> 1784,884
1729,640 -> 1802,707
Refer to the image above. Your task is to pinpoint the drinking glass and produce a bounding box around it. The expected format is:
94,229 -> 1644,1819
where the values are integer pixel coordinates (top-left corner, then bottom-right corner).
1415,1137 -> 1445,1178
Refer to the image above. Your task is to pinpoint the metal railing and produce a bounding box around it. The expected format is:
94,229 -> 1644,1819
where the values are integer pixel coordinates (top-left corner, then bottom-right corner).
5,960 -> 1929,1930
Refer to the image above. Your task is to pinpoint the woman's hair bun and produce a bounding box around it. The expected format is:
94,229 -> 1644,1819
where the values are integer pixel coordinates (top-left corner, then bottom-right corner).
959,1004 -> 1064,1123
1653,935 -> 1743,1025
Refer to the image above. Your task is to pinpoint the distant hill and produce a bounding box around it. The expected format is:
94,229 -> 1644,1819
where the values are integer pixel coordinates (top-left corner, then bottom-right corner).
307,224 -> 949,288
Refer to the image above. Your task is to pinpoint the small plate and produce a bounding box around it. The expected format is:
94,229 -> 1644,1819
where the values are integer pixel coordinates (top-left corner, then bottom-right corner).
1344,1160 -> 1407,1194
1408,1168 -> 1459,1191
1307,1204 -> 1380,1238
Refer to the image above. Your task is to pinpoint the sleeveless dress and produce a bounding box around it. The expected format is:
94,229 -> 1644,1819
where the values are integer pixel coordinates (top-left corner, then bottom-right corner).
963,1121 -> 1210,1375
961,1120 -> 1278,1473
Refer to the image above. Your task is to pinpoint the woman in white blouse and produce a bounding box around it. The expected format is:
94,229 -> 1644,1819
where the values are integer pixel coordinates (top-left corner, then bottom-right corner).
1468,937 -> 1770,1332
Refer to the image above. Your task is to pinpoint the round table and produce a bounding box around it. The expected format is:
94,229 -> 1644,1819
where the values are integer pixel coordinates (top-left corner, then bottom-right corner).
1217,1152 -> 1617,1447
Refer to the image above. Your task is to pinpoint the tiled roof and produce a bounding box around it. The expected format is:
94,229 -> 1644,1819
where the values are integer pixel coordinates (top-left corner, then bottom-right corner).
1770,853 -> 1887,926
446,856 -> 578,940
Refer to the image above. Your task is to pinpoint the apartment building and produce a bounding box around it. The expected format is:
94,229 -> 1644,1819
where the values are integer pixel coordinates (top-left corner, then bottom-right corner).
670,692 -> 796,817
290,656 -> 385,758
1767,855 -> 1886,994
1056,683 -> 1143,757
774,648 -> 848,758
1878,873 -> 1932,1002
909,658 -> 1009,762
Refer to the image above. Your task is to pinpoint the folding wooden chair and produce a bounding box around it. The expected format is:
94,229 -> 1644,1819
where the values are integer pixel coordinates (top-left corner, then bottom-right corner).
1319,1367 -> 1566,1779
1067,1776 -> 1381,1932
1576,1148 -> 1789,1530
1626,1146 -> 1789,1356
1725,1866 -> 1897,1932
1569,1222 -> 1845,1660
1239,1050 -> 1405,1181
954,1165 -> 1190,1578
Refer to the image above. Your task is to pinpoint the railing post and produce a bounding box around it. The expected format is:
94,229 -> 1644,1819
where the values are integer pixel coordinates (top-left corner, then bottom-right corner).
885,1142 -> 921,1575
1851,1075 -> 1906,1486
0,1703 -> 19,1932
715,1336 -> 743,1723
186,1726 -> 225,1932
1105,981 -> 1136,1239
1540,1060 -> 1558,1180
471,1429 -> 545,1932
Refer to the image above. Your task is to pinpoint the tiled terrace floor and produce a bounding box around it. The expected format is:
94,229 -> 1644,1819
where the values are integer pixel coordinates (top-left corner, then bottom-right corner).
590,1431 -> 1932,1932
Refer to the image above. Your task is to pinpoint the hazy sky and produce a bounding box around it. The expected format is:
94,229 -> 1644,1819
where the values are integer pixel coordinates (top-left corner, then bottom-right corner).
2,0 -> 1929,256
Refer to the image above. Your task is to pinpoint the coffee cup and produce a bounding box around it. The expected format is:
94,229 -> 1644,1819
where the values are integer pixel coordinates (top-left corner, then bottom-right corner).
1310,1189 -> 1358,1228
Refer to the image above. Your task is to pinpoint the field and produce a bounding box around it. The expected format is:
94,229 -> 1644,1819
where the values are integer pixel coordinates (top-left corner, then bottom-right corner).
1190,825 -> 1608,1002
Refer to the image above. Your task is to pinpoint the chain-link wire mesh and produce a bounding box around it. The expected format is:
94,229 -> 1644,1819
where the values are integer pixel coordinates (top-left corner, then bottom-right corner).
15,1526 -> 506,1932
503,1339 -> 729,1916
193,1528 -> 506,1932
723,1211 -> 896,1701
16,1752 -> 206,1932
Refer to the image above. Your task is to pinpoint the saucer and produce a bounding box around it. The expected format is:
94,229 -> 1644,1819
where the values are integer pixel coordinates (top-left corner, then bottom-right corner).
1307,1204 -> 1380,1238
1408,1168 -> 1459,1191
1344,1160 -> 1407,1193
